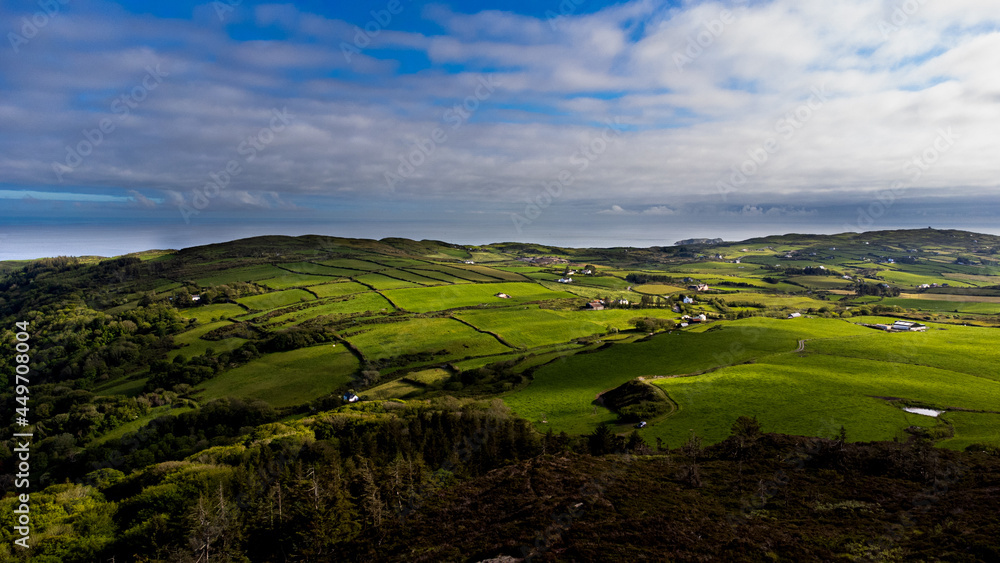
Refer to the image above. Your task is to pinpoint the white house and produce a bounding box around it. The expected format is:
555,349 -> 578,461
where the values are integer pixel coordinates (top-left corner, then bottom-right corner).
557,277 -> 573,283
343,392 -> 360,403
682,296 -> 694,304
495,293 -> 511,299
463,260 -> 475,265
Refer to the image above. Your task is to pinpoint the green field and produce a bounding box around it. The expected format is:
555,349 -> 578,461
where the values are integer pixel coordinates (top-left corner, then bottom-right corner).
195,265 -> 289,287
354,273 -> 422,290
414,264 -> 499,282
264,293 -> 394,326
178,303 -> 247,323
307,282 -> 371,298
343,317 -> 512,364
237,289 -> 316,311
400,268 -> 473,284
648,351 -> 1000,448
278,262 -> 353,276
169,321 -> 248,360
460,265 -> 528,281
456,307 -> 610,349
504,316 -> 1000,448
197,344 -> 360,407
383,282 -> 577,313
880,298 -> 1000,314
259,273 -> 343,289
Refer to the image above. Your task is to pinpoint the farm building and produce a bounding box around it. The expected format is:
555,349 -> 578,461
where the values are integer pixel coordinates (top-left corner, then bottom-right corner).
557,277 -> 573,283
495,293 -> 511,299
892,321 -> 928,332
343,392 -> 360,403
687,284 -> 710,292
463,260 -> 475,264
586,300 -> 605,311
788,312 -> 802,319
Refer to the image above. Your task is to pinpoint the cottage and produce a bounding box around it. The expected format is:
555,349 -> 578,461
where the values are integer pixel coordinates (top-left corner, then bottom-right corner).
191,294 -> 202,302
495,293 -> 511,299
682,296 -> 694,304
557,277 -> 573,283
463,260 -> 475,265
343,392 -> 360,403
586,300 -> 605,311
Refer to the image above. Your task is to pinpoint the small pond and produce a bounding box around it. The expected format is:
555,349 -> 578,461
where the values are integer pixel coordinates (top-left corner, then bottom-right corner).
903,407 -> 943,417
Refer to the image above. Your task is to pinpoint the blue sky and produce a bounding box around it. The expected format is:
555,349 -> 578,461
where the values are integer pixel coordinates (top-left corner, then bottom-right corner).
1,0 -> 999,258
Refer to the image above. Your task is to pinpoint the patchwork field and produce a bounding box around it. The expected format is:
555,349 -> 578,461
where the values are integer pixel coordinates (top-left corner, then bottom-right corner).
504,316 -> 1000,448
259,273 -> 342,289
343,317 -> 512,363
237,289 -> 316,311
383,282 -> 577,313
306,281 -> 371,298
263,293 -> 394,326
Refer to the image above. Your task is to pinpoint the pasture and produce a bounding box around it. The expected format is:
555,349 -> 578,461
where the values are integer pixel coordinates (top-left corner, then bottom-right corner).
197,344 -> 360,407
503,316 -> 1000,449
264,293 -> 394,326
307,281 -> 371,298
259,273 -> 342,290
456,307 -> 610,349
237,289 -> 316,311
343,317 -> 512,364
195,264 -> 289,287
169,321 -> 248,360
383,282 -> 577,313
179,303 -> 246,323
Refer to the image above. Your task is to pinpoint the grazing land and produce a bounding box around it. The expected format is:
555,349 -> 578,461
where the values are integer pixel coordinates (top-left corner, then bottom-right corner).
5,229 -> 1000,561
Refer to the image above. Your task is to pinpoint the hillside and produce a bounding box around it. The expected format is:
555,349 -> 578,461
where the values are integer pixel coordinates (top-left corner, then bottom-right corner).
1,228 -> 998,561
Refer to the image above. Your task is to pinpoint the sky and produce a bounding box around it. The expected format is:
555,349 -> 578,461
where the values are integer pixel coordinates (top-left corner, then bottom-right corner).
1,0 -> 999,258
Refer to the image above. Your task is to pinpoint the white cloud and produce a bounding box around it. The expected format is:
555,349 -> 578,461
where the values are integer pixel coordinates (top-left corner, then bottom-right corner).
1,0 -> 998,225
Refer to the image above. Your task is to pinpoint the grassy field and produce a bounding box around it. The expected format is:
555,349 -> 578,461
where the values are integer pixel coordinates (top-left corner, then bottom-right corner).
456,307 -> 611,349
264,293 -> 394,326
460,265 -> 528,281
647,351 -> 1000,448
354,273 -> 423,290
414,264 -> 500,282
401,268 -> 474,284
237,289 -> 316,311
195,265 -> 289,287
278,262 -> 353,276
259,274 -> 343,290
504,315 -> 1000,449
169,321 -> 248,360
343,317 -> 512,363
178,303 -> 247,323
307,282 -> 371,298
383,282 -> 577,313
503,317 -> 839,435
880,298 -> 1000,314
197,344 -> 360,407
